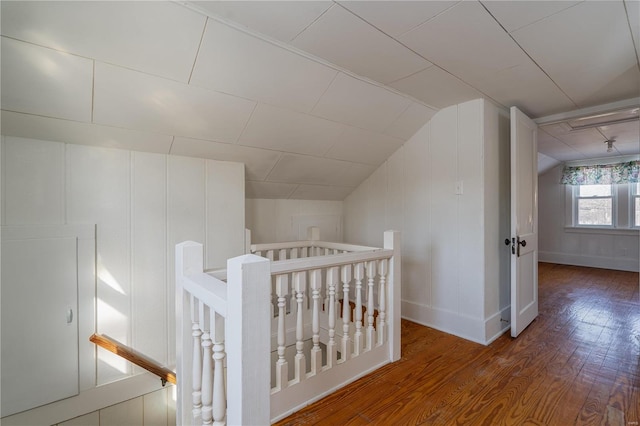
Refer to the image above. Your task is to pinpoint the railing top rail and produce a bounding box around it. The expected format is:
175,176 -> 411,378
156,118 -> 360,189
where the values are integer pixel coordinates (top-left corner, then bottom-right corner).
250,239 -> 381,253
205,247 -> 393,279
311,241 -> 381,252
250,240 -> 315,252
180,272 -> 228,317
270,248 -> 393,275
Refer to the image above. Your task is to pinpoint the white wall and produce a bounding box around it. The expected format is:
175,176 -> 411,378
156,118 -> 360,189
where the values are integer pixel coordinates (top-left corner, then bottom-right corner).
54,387 -> 176,426
1,136 -> 245,424
345,99 -> 511,344
538,164 -> 639,272
246,199 -> 343,243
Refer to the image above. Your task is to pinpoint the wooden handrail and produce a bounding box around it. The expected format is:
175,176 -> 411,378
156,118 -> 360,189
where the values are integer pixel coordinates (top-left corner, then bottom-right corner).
90,333 -> 176,385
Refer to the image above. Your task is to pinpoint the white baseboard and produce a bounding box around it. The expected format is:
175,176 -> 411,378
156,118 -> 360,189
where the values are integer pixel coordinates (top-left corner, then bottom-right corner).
1,374 -> 166,425
484,306 -> 511,344
401,301 -> 487,345
539,251 -> 639,272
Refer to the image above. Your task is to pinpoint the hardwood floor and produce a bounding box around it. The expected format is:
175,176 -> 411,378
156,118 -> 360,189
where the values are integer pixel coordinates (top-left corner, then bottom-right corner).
275,263 -> 640,425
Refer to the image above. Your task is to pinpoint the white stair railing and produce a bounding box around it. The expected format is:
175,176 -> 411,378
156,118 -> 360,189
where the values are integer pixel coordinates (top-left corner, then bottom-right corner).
176,242 -> 271,426
177,229 -> 401,425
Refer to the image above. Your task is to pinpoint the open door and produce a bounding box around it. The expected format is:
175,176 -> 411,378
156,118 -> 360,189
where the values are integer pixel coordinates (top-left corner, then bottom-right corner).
510,106 -> 538,338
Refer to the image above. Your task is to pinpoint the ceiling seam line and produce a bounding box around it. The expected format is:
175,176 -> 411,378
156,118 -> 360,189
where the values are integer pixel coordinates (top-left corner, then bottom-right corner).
262,153 -> 285,182
308,71 -> 340,115
622,0 -> 640,71
168,136 -> 176,155
188,17 -> 209,85
0,109 -> 176,139
235,102 -> 259,145
395,0 -> 463,40
478,1 -> 579,109
290,2 -> 336,43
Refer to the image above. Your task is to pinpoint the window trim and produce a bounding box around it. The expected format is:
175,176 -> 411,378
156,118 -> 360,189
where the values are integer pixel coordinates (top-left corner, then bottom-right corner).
631,183 -> 640,228
572,184 -> 616,227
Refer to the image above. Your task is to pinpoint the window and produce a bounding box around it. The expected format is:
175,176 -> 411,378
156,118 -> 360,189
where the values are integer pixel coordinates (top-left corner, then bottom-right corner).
575,184 -> 613,226
633,183 -> 640,227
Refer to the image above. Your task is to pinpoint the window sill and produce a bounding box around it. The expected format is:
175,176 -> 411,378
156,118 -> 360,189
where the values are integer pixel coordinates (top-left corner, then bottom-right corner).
564,226 -> 639,236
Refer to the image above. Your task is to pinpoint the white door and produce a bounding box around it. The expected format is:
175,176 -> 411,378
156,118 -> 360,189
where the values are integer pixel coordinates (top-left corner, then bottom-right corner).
510,107 -> 539,338
1,230 -> 79,416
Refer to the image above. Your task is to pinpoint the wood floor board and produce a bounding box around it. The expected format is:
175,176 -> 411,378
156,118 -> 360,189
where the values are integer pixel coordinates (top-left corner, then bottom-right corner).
274,263 -> 639,426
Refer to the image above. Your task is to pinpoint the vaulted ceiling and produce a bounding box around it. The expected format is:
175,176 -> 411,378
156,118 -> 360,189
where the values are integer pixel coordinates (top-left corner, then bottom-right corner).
1,1 -> 639,199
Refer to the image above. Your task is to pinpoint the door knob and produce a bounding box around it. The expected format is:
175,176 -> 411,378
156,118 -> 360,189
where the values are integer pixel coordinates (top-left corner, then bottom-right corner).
504,238 -> 511,245
518,239 -> 527,247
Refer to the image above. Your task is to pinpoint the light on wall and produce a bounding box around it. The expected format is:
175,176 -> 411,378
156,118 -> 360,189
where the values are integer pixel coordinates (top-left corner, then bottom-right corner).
604,139 -> 615,153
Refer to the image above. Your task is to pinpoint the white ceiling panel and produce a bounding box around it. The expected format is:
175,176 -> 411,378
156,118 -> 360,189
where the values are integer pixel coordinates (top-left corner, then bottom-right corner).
291,4 -> 430,84
0,110 -> 174,154
325,126 -> 403,165
541,124 -> 606,146
1,1 -> 205,83
246,181 -> 298,199
312,73 -> 411,132
1,37 -> 92,122
481,1 -> 582,33
338,1 -> 459,38
598,121 -> 640,145
537,129 -> 585,160
512,1 -> 639,107
266,153 -> 374,186
389,66 -> 483,109
190,19 -> 337,113
384,102 -> 438,140
93,63 -> 256,143
472,60 -> 576,118
238,103 -> 345,156
171,136 -> 281,181
191,1 -> 332,43
625,0 -> 640,59
290,184 -> 355,201
612,141 -> 640,155
399,1 -> 528,88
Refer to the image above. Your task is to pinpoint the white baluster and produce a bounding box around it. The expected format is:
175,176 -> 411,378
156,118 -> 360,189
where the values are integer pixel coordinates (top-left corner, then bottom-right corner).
279,248 -> 287,261
200,304 -> 213,425
327,266 -> 338,367
300,247 -> 308,258
211,312 -> 226,426
276,274 -> 289,389
191,296 -> 202,423
341,264 -> 352,361
309,269 -> 322,375
378,259 -> 388,345
353,262 -> 364,356
290,248 -> 298,259
324,248 -> 330,256
293,271 -> 306,382
366,261 -> 377,351
266,250 -> 274,261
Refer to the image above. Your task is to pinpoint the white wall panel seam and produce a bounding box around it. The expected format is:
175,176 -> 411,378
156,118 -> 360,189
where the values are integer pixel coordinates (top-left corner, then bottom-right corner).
1,137 -> 6,225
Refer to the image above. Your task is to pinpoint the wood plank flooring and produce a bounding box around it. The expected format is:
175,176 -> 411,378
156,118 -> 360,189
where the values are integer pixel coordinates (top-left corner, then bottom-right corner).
275,263 -> 640,425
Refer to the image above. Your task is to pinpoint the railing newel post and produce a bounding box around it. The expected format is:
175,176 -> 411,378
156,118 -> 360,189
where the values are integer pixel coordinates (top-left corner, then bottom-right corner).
226,254 -> 271,426
384,230 -> 402,362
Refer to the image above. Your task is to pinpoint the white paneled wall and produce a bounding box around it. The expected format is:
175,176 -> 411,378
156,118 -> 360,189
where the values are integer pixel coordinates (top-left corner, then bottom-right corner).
1,136 -> 244,424
345,99 -> 511,344
538,165 -> 639,272
246,199 -> 343,243
55,387 -> 176,426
